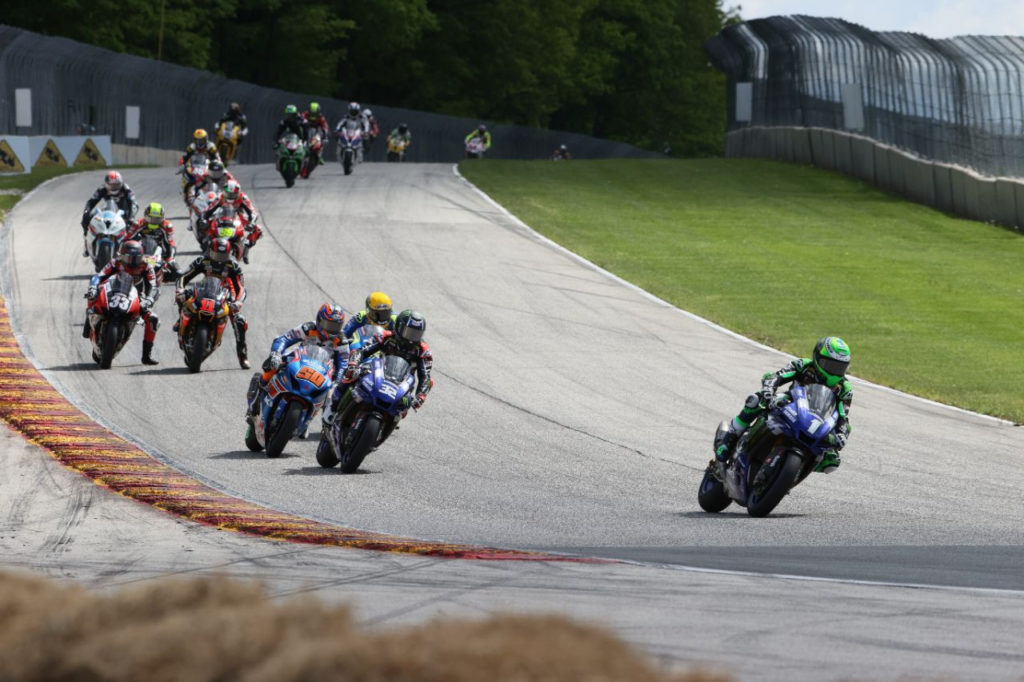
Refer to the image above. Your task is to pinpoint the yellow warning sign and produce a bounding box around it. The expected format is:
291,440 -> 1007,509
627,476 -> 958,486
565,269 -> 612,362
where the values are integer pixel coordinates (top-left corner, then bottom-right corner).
74,138 -> 107,167
35,139 -> 67,168
0,140 -> 26,173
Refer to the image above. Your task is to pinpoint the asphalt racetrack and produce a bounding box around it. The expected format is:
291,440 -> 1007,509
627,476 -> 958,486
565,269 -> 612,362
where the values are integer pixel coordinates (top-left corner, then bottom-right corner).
3,162 -> 1024,680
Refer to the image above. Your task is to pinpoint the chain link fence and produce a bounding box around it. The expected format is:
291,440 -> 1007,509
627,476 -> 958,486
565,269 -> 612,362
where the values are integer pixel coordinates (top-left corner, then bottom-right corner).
705,15 -> 1024,177
0,24 -> 658,165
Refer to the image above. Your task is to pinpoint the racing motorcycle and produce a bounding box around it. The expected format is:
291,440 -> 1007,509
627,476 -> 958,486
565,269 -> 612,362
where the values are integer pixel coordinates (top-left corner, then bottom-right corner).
245,341 -> 336,458
301,130 -> 324,179
176,277 -> 231,373
216,121 -> 241,165
86,273 -> 146,369
698,383 -> 840,517
188,187 -> 220,246
316,353 -> 416,473
349,323 -> 384,353
86,199 -> 127,272
178,154 -> 210,200
205,208 -> 248,261
465,136 -> 487,159
386,137 -> 409,162
276,133 -> 307,188
336,121 -> 363,176
139,234 -> 168,285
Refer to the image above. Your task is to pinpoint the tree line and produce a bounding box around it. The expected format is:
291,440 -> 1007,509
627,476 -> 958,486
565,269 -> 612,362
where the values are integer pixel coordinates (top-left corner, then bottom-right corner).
6,0 -> 740,156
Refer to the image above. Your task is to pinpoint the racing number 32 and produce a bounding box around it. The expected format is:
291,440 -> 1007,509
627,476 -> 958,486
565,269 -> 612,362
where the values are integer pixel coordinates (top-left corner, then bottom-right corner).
296,366 -> 326,387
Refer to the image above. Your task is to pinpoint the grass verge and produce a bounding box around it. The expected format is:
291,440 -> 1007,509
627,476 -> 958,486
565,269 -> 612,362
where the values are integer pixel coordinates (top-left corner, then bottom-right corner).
460,158 -> 1024,423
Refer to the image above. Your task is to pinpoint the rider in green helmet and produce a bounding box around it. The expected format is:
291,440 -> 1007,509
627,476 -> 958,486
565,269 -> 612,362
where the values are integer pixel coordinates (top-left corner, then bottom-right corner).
714,336 -> 853,475
274,104 -> 308,144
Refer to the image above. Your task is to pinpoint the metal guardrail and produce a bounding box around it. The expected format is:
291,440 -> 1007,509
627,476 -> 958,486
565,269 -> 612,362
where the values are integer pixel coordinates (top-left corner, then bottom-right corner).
0,24 -> 659,164
705,15 -> 1024,177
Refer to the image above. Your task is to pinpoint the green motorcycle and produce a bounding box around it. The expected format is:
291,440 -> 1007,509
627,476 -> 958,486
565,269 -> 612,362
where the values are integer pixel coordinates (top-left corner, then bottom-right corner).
275,133 -> 307,188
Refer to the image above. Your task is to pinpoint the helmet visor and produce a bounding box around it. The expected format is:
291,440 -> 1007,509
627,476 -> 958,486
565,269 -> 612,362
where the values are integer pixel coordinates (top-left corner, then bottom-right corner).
399,324 -> 424,345
817,356 -> 849,380
318,318 -> 343,335
370,308 -> 391,325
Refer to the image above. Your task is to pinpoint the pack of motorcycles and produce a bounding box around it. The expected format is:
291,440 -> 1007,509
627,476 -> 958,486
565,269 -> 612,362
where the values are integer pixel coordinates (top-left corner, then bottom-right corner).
77,140 -> 838,510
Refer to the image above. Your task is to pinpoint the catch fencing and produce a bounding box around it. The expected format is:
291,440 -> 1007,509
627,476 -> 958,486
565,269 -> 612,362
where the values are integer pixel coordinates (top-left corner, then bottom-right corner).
705,15 -> 1024,178
0,24 -> 659,165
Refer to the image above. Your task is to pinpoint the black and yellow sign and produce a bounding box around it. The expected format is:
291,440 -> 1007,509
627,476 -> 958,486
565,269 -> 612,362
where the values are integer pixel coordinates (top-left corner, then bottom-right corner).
0,140 -> 26,173
74,138 -> 107,167
35,139 -> 67,167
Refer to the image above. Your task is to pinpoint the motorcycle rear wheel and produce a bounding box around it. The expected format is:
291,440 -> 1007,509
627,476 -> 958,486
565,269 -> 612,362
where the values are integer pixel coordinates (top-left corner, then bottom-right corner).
100,320 -> 120,369
340,413 -> 381,473
697,461 -> 732,513
746,451 -> 803,517
266,401 -> 303,458
185,323 -> 209,373
244,422 -> 263,452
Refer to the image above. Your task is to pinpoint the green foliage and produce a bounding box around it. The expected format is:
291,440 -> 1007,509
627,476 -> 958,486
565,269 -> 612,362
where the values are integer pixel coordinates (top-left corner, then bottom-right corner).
5,0 -> 738,156
460,159 -> 1024,423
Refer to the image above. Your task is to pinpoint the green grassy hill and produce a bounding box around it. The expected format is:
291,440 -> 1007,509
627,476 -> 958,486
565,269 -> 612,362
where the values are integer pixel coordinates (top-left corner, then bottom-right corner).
461,158 -> 1024,423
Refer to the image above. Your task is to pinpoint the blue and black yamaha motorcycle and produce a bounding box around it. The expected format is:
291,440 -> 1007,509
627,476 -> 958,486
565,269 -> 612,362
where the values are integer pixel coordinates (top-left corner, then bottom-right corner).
698,383 -> 839,517
316,354 -> 416,473
245,341 -> 335,458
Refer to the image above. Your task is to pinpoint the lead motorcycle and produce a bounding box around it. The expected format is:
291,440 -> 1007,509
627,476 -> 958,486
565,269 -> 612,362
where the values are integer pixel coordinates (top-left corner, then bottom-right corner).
86,273 -> 147,369
316,353 -> 416,473
86,199 -> 127,272
336,120 -> 363,176
245,341 -> 336,458
698,383 -> 839,517
176,277 -> 232,373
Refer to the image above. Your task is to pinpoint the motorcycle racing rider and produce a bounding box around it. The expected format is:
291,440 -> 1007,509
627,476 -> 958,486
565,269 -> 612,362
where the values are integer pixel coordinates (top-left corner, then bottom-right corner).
82,240 -> 159,365
188,159 -> 236,204
200,180 -> 262,260
464,124 -> 492,154
335,103 -> 365,161
274,105 -> 308,144
174,238 -> 251,369
713,336 -> 853,477
180,128 -> 222,200
322,309 -> 433,432
386,124 -> 412,157
80,170 -> 138,257
125,202 -> 181,280
342,291 -> 397,337
301,102 -> 329,163
247,303 -> 352,438
361,107 -> 380,156
215,102 -> 249,145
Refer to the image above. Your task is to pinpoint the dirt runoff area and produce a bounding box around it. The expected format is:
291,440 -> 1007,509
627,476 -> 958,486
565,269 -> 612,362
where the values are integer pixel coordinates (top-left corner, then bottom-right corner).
0,570 -> 729,682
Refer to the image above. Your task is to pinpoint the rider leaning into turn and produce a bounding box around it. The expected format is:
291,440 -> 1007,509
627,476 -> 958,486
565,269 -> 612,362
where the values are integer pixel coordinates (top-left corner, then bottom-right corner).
714,336 -> 852,475
80,170 -> 138,256
83,240 -> 159,365
342,291 -> 397,336
322,309 -> 433,429
248,303 -> 352,437
174,238 -> 251,369
125,202 -> 180,280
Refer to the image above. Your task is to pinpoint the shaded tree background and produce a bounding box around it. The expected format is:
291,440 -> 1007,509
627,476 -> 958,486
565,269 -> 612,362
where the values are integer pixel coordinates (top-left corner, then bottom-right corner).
3,0 -> 739,156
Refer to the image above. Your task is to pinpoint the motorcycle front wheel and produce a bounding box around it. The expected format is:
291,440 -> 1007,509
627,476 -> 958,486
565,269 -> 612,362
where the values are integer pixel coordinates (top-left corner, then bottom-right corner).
185,323 -> 209,373
100,319 -> 120,369
746,450 -> 803,517
266,401 -> 303,458
340,413 -> 382,473
343,152 -> 353,176
94,241 -> 114,273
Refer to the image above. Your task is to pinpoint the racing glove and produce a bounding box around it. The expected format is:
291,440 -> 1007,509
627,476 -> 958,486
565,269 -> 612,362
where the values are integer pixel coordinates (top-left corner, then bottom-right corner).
140,297 -> 154,311
263,352 -> 283,371
85,286 -> 98,300
412,393 -> 427,410
816,451 -> 841,474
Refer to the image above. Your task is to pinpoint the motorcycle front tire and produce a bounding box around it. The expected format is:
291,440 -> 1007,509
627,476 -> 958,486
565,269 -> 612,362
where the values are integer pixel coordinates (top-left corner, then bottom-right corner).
266,401 -> 303,458
697,461 -> 732,513
340,413 -> 382,473
100,319 -> 120,369
94,241 -> 114,273
185,323 -> 209,373
746,450 -> 803,517
244,422 -> 263,452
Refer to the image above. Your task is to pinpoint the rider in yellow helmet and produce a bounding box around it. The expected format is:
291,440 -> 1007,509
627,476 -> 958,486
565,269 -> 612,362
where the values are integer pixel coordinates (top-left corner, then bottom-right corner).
342,291 -> 397,336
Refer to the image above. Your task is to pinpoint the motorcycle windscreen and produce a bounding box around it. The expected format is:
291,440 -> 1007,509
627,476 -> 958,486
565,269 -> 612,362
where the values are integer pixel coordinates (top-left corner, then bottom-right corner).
802,383 -> 838,418
300,342 -> 334,369
109,273 -> 136,295
195,277 -> 224,299
382,355 -> 412,383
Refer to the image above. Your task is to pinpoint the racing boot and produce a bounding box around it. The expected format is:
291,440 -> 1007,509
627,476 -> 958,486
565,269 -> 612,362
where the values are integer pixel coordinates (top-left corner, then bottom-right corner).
245,372 -> 262,421
82,316 -> 91,339
237,343 -> 250,369
234,317 -> 250,369
82,236 -> 90,257
141,341 -> 159,365
712,419 -> 741,479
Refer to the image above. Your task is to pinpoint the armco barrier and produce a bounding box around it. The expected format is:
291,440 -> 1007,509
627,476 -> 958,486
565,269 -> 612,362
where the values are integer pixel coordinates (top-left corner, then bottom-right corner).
727,126 -> 1024,230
